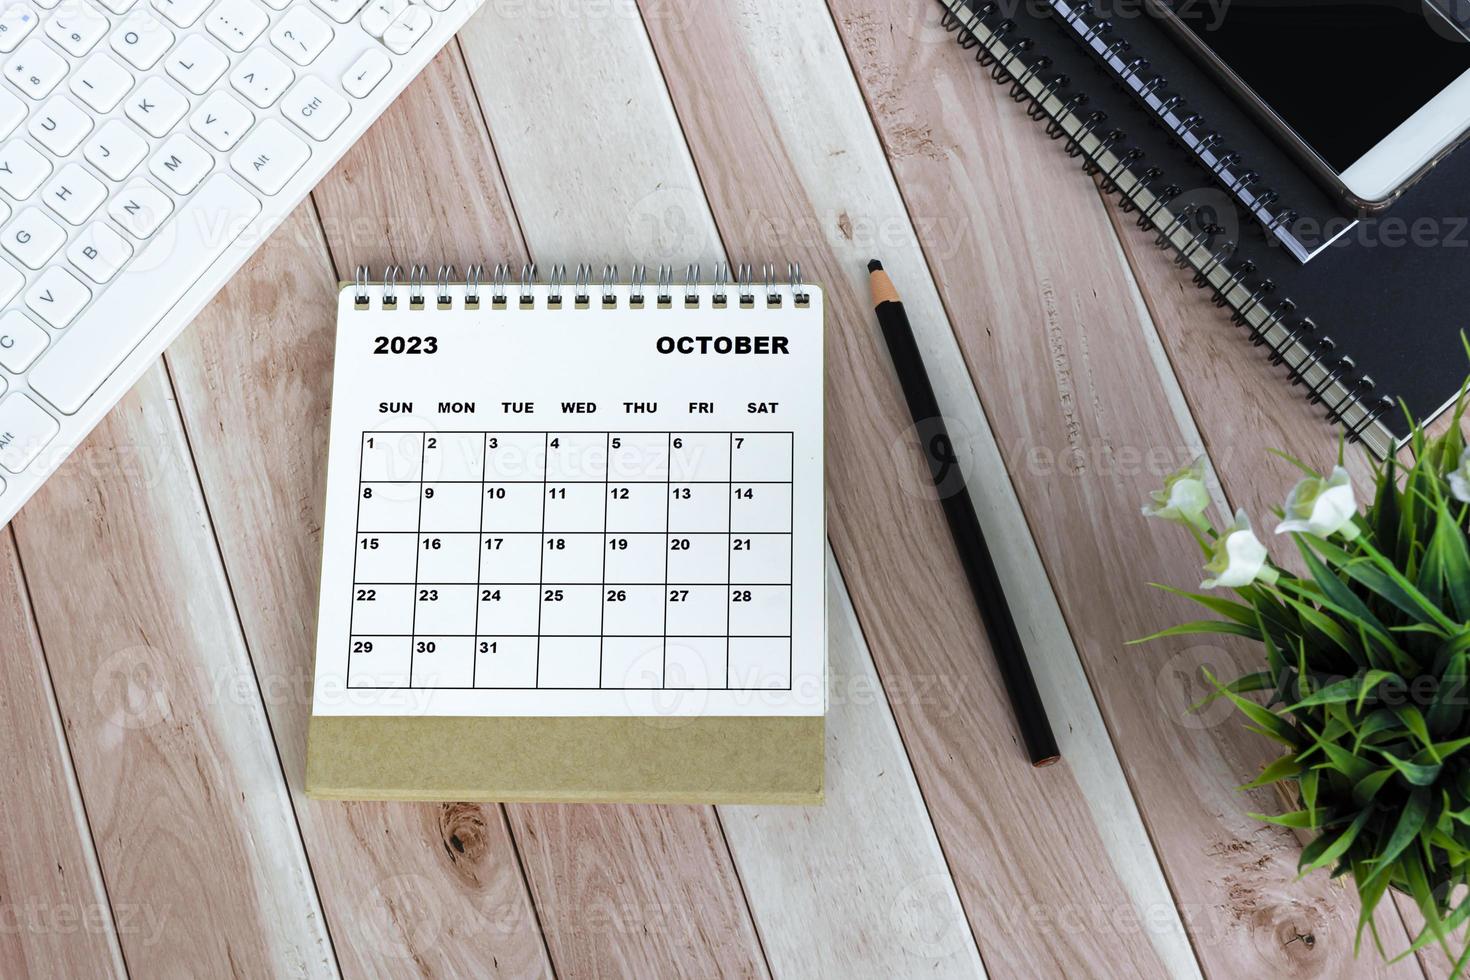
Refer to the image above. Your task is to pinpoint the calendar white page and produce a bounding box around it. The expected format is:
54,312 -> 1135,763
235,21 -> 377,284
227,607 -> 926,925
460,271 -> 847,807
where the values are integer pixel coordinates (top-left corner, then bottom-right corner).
311,283 -> 825,717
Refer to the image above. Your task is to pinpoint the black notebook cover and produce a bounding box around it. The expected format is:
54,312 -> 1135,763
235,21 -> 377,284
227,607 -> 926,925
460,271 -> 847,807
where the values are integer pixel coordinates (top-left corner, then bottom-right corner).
938,0 -> 1469,452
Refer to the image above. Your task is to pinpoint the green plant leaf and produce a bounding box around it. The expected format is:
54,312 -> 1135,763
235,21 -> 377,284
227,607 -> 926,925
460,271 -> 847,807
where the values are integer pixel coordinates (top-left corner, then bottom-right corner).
1299,807 -> 1372,875
1429,648 -> 1468,736
1297,539 -> 1396,646
1249,809 -> 1317,828
1363,788 -> 1431,889
1302,535 -> 1455,634
1352,767 -> 1396,806
1370,749 -> 1440,787
1240,753 -> 1304,790
1203,669 -> 1300,747
1129,620 -> 1263,645
1189,671 -> 1273,712
1149,583 -> 1261,626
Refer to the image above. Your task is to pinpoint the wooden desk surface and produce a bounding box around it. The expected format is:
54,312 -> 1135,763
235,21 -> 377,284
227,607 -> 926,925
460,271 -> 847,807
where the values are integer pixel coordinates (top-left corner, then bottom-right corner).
0,2 -> 1435,977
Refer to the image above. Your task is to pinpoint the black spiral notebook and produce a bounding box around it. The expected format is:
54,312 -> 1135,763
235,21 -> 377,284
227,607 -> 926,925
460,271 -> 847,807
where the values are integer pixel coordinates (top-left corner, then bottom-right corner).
938,0 -> 1470,457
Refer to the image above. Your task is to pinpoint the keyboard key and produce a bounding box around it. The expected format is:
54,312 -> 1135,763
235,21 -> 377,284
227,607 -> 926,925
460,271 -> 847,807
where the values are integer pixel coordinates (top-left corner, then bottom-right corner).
70,51 -> 131,111
148,132 -> 210,193
281,75 -> 347,141
0,255 -> 21,303
229,46 -> 291,107
230,118 -> 307,194
0,140 -> 51,199
0,309 -> 46,371
0,3 -> 37,53
83,118 -> 148,179
165,33 -> 226,92
25,265 -> 91,327
5,37 -> 67,97
45,2 -> 109,55
1,206 -> 63,267
342,48 -> 389,98
381,4 -> 430,54
0,392 -> 58,472
41,162 -> 106,223
420,0 -> 452,11
150,0 -> 210,28
110,9 -> 172,68
28,94 -> 93,154
96,0 -> 139,13
358,0 -> 402,37
309,0 -> 366,24
107,179 -> 172,237
125,75 -> 188,136
0,86 -> 20,134
190,88 -> 251,150
205,0 -> 266,51
67,219 -> 132,282
31,173 -> 261,414
269,6 -> 331,65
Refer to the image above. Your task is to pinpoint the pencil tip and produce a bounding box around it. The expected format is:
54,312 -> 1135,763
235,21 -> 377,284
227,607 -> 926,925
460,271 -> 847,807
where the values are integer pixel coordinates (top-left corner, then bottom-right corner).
867,259 -> 883,273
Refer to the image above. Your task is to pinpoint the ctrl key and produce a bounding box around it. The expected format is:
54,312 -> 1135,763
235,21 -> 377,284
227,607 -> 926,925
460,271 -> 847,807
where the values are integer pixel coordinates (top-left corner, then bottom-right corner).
0,391 -> 58,474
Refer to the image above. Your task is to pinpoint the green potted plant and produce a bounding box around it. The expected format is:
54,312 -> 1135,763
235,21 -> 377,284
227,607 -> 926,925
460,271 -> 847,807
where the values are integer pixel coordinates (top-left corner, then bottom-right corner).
1140,392 -> 1470,972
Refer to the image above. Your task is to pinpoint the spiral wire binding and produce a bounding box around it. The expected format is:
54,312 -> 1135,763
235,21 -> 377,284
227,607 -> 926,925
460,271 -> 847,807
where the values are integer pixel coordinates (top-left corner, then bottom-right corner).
350,262 -> 813,313
1048,0 -> 1305,250
934,0 -> 1393,449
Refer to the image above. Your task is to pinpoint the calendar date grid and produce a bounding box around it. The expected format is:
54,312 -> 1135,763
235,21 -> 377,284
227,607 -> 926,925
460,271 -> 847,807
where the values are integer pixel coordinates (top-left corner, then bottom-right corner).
347,429 -> 795,692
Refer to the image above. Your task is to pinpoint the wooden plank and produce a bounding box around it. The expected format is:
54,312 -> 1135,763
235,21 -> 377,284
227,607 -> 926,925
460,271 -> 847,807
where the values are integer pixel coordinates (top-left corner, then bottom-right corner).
653,3 -> 1201,976
720,550 -> 989,978
1098,189 -> 1457,978
0,529 -> 125,978
307,40 -> 769,974
460,0 -> 1177,974
162,200 -> 553,978
1097,195 -> 1378,525
827,0 -> 1422,975
10,365 -> 335,977
454,7 -> 1000,977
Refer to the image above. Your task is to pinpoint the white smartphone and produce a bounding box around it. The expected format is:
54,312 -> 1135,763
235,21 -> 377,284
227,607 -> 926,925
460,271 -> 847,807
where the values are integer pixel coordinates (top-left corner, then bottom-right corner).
1148,0 -> 1470,210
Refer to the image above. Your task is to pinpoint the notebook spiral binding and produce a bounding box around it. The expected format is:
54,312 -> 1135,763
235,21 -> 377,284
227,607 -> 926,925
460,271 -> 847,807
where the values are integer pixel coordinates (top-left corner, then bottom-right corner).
936,0 -> 1394,449
352,261 -> 811,311
1047,0 -> 1305,247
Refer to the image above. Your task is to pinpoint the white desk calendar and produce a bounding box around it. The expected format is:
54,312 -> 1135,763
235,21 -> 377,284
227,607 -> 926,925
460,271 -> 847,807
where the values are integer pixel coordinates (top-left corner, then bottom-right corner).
310,264 -> 826,724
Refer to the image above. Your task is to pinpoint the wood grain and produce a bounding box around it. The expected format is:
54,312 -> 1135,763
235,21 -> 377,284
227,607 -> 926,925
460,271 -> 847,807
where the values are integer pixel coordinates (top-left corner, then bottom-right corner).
826,0 -> 1421,975
162,200 -> 553,977
455,5 -> 1023,976
307,38 -> 771,975
630,0 -> 1188,974
10,364 -> 335,977
720,551 -> 989,978
0,529 -> 124,979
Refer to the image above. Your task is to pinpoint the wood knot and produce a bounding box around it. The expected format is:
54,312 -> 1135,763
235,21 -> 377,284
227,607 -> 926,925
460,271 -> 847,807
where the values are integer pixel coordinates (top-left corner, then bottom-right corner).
437,803 -> 490,879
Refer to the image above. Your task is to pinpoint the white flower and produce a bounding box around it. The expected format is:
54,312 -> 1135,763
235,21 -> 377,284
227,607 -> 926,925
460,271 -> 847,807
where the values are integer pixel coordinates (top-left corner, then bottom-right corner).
1142,455 -> 1211,529
1202,510 -> 1274,589
1275,466 -> 1359,539
1449,447 -> 1470,504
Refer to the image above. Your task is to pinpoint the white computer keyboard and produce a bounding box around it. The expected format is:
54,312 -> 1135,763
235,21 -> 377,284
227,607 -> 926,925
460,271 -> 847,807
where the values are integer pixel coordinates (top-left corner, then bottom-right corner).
0,0 -> 480,525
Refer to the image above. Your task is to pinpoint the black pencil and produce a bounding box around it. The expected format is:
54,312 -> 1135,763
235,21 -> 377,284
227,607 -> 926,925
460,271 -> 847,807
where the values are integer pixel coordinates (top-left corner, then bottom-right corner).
868,259 -> 1060,767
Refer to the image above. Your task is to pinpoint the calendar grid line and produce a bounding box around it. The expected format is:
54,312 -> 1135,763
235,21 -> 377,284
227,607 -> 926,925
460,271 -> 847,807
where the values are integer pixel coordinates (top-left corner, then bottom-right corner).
345,434 -> 368,684
597,432 -> 610,688
725,435 -> 734,689
790,433 -> 796,689
406,437 -> 427,683
534,432 -> 549,687
349,429 -> 795,691
661,431 -> 671,686
470,430 -> 489,687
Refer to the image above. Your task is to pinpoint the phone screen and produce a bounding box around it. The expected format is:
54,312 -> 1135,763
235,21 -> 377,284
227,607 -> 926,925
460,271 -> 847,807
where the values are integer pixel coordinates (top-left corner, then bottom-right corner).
1157,0 -> 1470,172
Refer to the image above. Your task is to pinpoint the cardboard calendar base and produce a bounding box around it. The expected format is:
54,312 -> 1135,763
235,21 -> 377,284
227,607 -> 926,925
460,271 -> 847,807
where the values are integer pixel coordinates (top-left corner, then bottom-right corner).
305,714 -> 824,804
